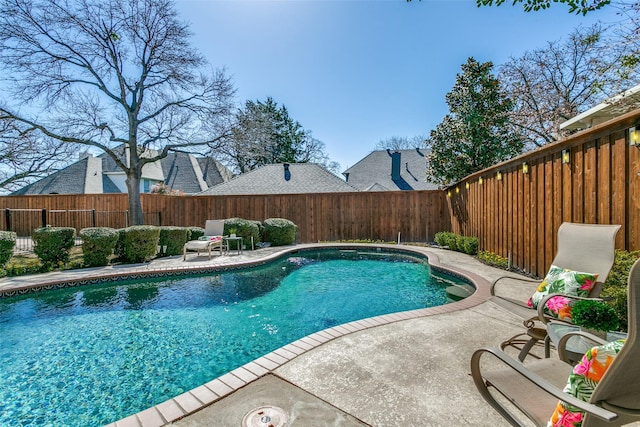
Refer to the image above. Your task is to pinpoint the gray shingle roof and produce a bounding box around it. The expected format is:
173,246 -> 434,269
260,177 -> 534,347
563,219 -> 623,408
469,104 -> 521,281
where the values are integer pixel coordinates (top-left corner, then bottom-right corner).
342,149 -> 439,191
199,163 -> 358,195
11,149 -> 233,195
11,157 -> 91,195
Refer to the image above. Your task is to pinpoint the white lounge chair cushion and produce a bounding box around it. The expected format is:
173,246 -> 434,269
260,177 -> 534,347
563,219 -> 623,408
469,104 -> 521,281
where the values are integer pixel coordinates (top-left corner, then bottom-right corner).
185,240 -> 212,250
548,339 -> 625,427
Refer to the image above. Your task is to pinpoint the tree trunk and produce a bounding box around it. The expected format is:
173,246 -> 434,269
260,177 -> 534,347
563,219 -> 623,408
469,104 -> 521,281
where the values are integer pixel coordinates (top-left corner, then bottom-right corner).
126,174 -> 144,226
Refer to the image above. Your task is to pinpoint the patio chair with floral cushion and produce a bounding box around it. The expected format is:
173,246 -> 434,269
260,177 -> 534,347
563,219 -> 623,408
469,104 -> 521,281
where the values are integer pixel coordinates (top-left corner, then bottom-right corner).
491,222 -> 620,361
183,219 -> 225,260
470,257 -> 640,427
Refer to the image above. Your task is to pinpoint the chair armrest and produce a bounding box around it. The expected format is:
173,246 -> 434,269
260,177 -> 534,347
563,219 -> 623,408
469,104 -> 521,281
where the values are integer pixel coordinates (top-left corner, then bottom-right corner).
490,275 -> 540,296
471,347 -> 619,423
555,330 -> 607,363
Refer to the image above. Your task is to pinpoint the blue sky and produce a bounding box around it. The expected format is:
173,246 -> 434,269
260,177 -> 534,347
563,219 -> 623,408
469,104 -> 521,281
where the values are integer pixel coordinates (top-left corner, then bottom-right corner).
175,0 -> 620,172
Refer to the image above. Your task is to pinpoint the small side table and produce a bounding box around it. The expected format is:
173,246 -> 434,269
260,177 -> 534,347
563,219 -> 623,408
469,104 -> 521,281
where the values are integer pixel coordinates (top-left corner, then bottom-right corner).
547,322 -> 627,364
224,236 -> 243,255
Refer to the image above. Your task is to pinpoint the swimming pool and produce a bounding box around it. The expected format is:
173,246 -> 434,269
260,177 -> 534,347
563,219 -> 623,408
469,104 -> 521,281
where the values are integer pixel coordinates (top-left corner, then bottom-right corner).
0,248 -> 471,426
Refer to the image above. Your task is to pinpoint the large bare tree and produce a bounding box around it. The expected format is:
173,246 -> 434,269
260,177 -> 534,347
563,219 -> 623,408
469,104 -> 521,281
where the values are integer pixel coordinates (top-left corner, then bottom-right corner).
374,135 -> 428,151
0,0 -> 235,224
0,119 -> 72,193
499,24 -> 638,148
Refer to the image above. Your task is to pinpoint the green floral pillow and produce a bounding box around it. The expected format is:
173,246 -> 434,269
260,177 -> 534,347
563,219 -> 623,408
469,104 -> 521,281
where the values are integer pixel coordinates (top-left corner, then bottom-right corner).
548,339 -> 625,427
527,265 -> 598,311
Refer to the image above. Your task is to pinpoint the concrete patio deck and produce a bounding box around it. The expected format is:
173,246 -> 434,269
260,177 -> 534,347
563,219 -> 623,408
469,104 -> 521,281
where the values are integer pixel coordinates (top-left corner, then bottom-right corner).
0,244 -> 546,426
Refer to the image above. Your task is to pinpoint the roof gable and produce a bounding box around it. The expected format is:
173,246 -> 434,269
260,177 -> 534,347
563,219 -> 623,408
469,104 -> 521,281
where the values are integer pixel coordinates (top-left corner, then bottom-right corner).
200,163 -> 357,195
11,158 -> 92,195
343,149 -> 438,191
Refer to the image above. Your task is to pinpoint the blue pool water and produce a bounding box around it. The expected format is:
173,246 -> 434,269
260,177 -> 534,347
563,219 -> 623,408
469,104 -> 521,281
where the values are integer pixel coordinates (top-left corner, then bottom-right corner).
0,249 -> 468,426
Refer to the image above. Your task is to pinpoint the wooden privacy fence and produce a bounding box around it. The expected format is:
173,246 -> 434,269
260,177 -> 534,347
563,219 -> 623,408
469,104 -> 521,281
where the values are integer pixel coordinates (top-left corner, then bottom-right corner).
447,108 -> 640,278
0,191 -> 449,243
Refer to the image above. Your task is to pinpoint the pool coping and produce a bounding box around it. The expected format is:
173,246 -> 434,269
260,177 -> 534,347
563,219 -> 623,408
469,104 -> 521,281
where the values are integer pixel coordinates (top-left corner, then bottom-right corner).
0,243 -> 492,427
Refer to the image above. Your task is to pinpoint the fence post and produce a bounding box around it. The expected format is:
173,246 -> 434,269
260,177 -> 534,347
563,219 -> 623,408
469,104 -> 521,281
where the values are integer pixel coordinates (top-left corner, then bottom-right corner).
92,209 -> 96,227
158,212 -> 162,226
5,208 -> 10,231
41,209 -> 47,228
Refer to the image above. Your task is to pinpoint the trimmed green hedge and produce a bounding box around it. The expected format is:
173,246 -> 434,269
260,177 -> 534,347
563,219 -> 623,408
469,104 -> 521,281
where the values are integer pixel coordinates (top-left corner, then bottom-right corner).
264,218 -> 297,246
158,226 -> 190,256
122,226 -> 160,263
32,227 -> 76,266
224,218 -> 260,250
188,226 -> 205,241
0,231 -> 16,267
434,231 -> 478,255
80,227 -> 119,267
114,228 -> 126,258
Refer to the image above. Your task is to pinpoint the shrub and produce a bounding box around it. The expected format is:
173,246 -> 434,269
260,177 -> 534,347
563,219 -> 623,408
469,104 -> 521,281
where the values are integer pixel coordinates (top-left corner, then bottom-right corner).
434,231 -> 456,248
461,236 -> 479,255
224,218 -> 261,250
601,249 -> 640,331
250,220 -> 264,244
264,218 -> 297,246
122,225 -> 160,263
571,300 -> 620,332
433,231 -> 477,255
0,231 -> 16,267
114,228 -> 126,258
158,226 -> 190,256
188,226 -> 205,241
478,250 -> 509,270
5,258 -> 46,276
80,227 -> 119,267
32,227 -> 76,266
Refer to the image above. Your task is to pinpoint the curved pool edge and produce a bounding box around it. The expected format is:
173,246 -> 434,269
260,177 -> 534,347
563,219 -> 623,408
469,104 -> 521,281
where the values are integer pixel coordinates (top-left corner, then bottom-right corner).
0,243 -> 493,427
98,243 -> 493,427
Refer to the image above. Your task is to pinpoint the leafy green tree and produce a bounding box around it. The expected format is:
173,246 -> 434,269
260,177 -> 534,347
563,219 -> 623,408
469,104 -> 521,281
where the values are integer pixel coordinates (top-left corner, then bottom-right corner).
427,57 -> 524,186
223,97 -> 339,173
0,0 -> 234,224
476,0 -> 612,15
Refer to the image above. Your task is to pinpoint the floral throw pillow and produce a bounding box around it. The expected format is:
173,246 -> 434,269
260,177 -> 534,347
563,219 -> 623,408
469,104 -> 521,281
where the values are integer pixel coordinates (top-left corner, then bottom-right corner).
547,339 -> 625,427
198,235 -> 222,242
527,266 -> 598,317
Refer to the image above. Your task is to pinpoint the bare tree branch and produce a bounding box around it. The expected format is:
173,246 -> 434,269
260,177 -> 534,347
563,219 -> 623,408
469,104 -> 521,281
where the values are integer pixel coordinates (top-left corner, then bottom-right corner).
0,0 -> 235,223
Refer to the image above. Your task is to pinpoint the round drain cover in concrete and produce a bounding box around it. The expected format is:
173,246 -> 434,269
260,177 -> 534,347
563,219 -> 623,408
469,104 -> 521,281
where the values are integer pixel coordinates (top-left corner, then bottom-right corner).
241,405 -> 288,427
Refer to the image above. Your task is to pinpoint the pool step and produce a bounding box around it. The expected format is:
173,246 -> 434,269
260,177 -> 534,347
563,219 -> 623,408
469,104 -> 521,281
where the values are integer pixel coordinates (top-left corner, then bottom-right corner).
445,284 -> 475,301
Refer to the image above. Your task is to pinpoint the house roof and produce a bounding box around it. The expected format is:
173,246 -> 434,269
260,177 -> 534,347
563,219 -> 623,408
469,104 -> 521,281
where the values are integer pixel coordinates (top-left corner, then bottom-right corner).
11,156 -> 100,195
11,150 -> 232,195
199,163 -> 358,195
560,84 -> 640,131
342,149 -> 438,191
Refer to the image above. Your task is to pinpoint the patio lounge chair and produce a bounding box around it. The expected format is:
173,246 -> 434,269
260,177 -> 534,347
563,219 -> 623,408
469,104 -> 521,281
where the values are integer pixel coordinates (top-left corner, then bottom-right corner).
183,219 -> 225,260
492,222 -> 620,361
470,257 -> 640,427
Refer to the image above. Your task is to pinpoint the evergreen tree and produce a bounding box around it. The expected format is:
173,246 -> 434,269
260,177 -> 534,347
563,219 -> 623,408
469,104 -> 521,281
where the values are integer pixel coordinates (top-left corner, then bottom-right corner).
427,57 -> 524,186
224,97 -> 338,173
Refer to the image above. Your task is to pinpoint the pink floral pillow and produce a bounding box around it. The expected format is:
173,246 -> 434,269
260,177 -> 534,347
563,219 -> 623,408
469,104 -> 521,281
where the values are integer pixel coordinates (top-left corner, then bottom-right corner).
527,265 -> 598,320
548,339 -> 625,427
